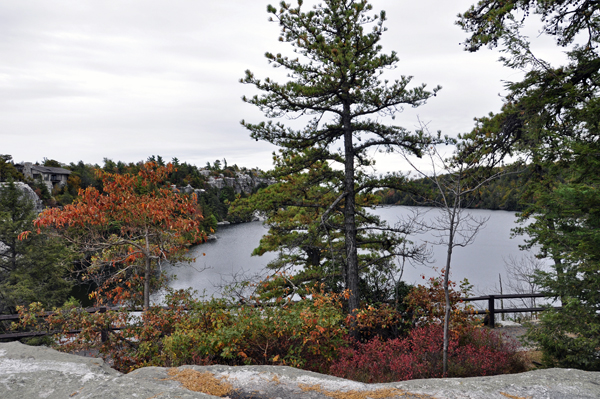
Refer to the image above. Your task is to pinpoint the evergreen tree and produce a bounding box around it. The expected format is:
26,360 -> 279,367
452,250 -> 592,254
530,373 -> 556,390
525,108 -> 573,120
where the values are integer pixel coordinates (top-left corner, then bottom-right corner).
458,0 -> 600,369
241,0 -> 439,314
230,151 -> 424,305
0,155 -> 23,182
0,180 -> 73,315
230,157 -> 349,299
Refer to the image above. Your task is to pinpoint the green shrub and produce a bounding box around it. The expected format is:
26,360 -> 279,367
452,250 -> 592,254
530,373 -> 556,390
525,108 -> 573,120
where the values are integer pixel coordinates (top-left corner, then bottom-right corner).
525,298 -> 600,371
162,288 -> 347,373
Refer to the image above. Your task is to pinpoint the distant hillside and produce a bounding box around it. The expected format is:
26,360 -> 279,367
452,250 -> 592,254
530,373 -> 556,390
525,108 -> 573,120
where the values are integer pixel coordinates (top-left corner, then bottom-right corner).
2,154 -> 270,224
375,164 -> 533,212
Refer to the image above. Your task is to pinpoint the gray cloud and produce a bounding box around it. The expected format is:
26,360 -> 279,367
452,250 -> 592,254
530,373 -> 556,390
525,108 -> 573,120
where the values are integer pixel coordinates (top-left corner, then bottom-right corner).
0,0 -> 559,172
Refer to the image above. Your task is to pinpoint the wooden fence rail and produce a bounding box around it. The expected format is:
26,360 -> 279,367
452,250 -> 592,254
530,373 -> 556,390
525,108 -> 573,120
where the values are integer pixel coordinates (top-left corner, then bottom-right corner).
0,306 -> 119,322
1,293 -> 560,341
1,306 -> 135,342
461,293 -> 560,328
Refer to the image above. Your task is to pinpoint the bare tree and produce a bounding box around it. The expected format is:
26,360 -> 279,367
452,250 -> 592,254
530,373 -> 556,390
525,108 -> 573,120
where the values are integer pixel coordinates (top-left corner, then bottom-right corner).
400,126 -> 515,375
503,254 -> 549,318
212,268 -> 266,303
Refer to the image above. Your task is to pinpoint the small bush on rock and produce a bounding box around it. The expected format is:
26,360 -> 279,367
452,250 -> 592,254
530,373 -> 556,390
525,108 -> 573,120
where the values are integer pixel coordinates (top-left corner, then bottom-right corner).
354,303 -> 410,342
405,273 -> 476,330
330,324 -> 526,383
161,287 -> 347,373
524,298 -> 600,371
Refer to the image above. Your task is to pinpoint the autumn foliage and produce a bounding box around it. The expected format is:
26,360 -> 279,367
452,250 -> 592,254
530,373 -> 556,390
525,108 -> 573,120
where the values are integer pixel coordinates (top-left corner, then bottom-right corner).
21,162 -> 206,309
404,272 -> 477,331
13,287 -> 348,373
12,271 -> 526,379
329,324 -> 525,382
15,175 -> 525,381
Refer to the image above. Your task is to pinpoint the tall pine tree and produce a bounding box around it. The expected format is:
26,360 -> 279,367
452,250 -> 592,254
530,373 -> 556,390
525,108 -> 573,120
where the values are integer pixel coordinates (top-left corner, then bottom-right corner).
241,0 -> 439,313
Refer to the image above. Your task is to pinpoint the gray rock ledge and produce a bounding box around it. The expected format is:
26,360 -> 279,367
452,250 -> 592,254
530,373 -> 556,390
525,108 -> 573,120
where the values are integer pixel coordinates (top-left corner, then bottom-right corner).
1,341 -> 599,399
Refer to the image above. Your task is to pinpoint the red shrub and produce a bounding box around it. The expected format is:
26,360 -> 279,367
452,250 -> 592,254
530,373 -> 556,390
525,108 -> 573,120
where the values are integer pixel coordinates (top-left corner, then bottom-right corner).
330,324 -> 525,383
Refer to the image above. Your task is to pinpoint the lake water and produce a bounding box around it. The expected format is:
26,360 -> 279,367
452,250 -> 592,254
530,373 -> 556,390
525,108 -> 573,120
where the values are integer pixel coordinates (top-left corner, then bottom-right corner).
164,206 -> 538,298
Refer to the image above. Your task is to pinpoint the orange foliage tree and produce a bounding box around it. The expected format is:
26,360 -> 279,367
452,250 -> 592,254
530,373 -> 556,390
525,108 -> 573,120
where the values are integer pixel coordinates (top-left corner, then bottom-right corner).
22,162 -> 206,309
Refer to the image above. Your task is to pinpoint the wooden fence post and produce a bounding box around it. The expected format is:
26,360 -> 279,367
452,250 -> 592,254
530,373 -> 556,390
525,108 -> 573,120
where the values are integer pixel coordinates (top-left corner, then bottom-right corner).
488,295 -> 495,328
99,307 -> 108,343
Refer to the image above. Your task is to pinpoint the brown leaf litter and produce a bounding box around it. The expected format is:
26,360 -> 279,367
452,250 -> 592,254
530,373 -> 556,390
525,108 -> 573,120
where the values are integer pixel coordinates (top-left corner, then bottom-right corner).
167,368 -> 434,399
167,368 -> 234,397
299,383 -> 435,399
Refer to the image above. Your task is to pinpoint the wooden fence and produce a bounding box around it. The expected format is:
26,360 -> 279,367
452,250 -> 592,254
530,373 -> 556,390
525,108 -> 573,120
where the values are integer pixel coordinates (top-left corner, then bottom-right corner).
461,293 -> 559,328
0,306 -> 120,342
0,293 -> 559,342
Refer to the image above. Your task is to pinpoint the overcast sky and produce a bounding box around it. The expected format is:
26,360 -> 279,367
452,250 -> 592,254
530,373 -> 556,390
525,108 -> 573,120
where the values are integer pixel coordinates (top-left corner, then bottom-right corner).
1,1 -> 563,173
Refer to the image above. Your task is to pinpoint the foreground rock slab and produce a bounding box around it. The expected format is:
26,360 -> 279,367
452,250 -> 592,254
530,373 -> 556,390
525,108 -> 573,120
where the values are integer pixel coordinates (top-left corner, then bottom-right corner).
0,342 -> 213,399
1,341 -> 599,399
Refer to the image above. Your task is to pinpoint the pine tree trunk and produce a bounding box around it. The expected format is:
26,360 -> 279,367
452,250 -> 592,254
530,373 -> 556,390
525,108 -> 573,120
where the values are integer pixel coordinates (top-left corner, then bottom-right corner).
547,219 -> 566,304
343,103 -> 360,317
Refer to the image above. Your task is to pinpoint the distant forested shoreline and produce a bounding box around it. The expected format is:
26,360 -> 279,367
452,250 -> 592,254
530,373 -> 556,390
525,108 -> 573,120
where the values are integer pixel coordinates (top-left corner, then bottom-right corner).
374,164 -> 535,212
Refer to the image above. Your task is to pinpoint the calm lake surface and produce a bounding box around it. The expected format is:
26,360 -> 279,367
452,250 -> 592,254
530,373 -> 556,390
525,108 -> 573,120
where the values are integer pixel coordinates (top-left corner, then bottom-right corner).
165,206 -> 534,297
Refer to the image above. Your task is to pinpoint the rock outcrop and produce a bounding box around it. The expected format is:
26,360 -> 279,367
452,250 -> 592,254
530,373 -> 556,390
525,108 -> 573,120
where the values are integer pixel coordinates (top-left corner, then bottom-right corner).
205,173 -> 275,194
2,341 -> 599,399
0,342 -> 212,399
0,181 -> 43,213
